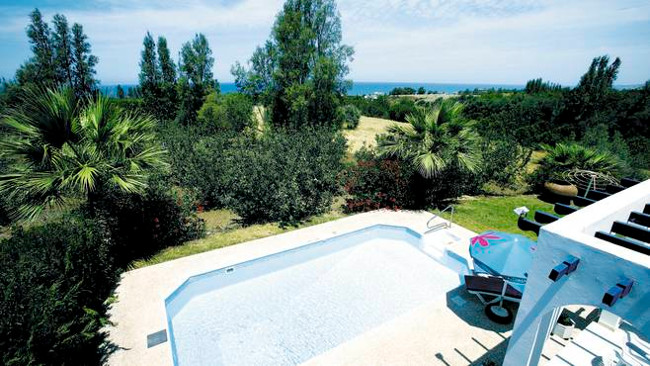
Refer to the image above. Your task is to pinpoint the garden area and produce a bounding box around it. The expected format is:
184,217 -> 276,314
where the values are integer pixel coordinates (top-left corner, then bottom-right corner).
0,3 -> 648,366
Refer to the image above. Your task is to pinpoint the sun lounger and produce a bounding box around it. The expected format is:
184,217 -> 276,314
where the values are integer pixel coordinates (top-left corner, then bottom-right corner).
534,210 -> 560,224
518,216 -> 542,235
464,274 -> 523,323
554,202 -> 578,215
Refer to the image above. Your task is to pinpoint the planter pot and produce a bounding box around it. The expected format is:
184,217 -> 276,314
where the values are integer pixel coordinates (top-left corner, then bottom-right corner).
544,181 -> 578,197
552,319 -> 575,339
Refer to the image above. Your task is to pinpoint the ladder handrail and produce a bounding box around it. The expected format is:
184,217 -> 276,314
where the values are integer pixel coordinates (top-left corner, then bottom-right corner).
427,205 -> 454,230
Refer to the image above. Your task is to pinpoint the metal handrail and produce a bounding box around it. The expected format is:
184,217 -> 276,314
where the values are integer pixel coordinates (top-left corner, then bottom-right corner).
426,205 -> 454,233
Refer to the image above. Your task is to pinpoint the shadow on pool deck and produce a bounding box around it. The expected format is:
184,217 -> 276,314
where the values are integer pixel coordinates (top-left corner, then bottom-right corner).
445,285 -> 517,332
431,285 -> 517,365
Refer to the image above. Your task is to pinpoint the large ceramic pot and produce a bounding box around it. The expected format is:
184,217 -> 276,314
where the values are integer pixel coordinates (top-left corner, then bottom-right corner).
544,181 -> 578,197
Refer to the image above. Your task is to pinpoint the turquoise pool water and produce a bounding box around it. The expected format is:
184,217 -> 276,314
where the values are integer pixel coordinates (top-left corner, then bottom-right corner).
165,225 -> 465,366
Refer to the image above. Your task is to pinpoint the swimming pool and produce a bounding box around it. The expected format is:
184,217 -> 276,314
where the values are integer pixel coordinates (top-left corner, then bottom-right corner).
165,224 -> 467,366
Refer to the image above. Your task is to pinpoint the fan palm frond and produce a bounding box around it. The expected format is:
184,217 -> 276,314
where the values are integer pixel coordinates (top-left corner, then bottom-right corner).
0,87 -> 168,220
378,99 -> 481,178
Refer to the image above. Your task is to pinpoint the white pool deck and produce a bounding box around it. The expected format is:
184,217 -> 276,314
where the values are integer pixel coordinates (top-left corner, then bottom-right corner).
107,210 -> 516,366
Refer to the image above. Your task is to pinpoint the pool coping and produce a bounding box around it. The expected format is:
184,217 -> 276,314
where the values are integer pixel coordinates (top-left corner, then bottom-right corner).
107,210 -> 476,366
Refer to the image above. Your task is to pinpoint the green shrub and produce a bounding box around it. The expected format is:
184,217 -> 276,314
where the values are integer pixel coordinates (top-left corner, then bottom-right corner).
478,137 -> 532,188
222,93 -> 256,131
197,92 -> 255,132
345,95 -> 390,119
221,128 -> 346,224
94,173 -> 205,267
388,98 -> 417,121
337,104 -> 361,129
111,97 -> 145,115
159,124 -> 233,207
162,124 -> 346,224
0,216 -> 117,365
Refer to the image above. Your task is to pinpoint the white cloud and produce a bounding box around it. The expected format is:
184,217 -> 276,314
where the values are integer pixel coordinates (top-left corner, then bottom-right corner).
1,0 -> 649,84
339,0 -> 650,84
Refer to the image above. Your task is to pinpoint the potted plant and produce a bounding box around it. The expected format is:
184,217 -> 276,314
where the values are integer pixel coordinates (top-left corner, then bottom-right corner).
544,180 -> 578,197
553,313 -> 575,339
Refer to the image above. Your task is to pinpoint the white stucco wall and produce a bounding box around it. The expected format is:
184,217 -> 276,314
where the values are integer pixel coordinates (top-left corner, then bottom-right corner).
503,179 -> 650,366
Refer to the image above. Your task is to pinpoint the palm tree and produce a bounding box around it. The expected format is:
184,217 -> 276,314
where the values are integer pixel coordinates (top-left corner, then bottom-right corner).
378,100 -> 480,178
0,87 -> 167,219
533,143 -> 624,185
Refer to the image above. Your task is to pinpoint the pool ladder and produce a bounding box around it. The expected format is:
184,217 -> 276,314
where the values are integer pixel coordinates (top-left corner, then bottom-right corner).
425,205 -> 454,234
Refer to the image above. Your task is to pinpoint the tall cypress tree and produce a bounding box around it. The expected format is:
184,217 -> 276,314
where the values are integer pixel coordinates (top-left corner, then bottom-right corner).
178,33 -> 215,124
25,9 -> 56,84
71,23 -> 98,98
139,32 -> 159,93
138,32 -> 161,118
157,36 -> 176,84
52,14 -> 74,87
156,36 -> 178,120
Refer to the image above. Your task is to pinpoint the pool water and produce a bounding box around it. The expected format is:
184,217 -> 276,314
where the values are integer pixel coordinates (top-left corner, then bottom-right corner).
166,225 -> 465,366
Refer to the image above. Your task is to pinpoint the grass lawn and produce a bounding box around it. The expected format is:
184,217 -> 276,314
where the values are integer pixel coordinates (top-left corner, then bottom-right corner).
343,115 -> 405,155
130,200 -> 348,269
437,195 -> 554,240
131,194 -> 554,269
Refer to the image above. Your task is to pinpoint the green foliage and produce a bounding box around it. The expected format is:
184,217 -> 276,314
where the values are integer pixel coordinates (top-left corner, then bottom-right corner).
70,23 -> 98,98
378,100 -> 481,179
336,104 -> 361,129
177,33 -> 216,124
343,95 -> 420,122
234,0 -> 354,128
138,33 -> 183,122
222,129 -> 346,224
462,92 -> 564,148
161,124 -> 345,224
24,9 -> 56,84
232,41 -> 277,104
157,36 -> 178,119
197,92 -> 255,132
345,95 -> 391,119
138,32 -> 162,120
52,14 -> 75,88
524,78 -> 563,94
139,32 -> 159,89
559,55 -> 621,139
389,87 -> 416,95
93,172 -> 205,267
17,9 -> 98,99
529,143 -> 625,189
463,55 -> 648,179
388,97 -> 417,121
0,88 -> 168,220
478,138 -> 532,188
0,215 -> 117,366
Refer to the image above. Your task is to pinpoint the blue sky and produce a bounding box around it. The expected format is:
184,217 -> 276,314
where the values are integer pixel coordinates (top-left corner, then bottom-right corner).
0,0 -> 649,85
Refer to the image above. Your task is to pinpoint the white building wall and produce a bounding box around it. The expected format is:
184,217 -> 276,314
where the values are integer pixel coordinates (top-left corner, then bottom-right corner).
503,180 -> 650,366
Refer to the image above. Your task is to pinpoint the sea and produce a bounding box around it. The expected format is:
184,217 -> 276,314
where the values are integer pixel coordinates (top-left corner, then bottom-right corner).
100,81 -> 525,97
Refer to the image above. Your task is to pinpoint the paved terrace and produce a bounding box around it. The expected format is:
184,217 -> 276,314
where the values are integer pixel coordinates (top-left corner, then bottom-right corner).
108,210 -> 519,366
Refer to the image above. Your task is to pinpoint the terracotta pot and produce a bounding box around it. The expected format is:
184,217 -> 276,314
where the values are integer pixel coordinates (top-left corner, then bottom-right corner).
544,181 -> 578,197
